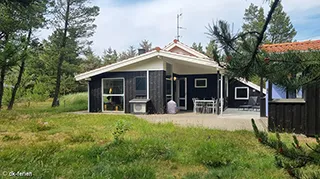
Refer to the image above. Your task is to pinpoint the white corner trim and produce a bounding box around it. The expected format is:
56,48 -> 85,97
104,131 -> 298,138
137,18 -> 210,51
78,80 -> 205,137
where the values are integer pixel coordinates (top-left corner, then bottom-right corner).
194,78 -> 207,88
163,41 -> 210,59
235,87 -> 249,100
236,78 -> 266,94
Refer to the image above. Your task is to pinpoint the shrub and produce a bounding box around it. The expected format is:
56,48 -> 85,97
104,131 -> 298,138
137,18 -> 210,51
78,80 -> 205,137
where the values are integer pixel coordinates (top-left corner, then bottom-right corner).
251,119 -> 320,178
112,120 -> 130,143
2,134 -> 22,141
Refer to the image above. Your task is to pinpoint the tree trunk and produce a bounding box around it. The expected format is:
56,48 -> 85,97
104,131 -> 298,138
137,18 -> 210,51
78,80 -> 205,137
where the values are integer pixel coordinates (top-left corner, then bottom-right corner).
7,28 -> 32,110
0,66 -> 6,110
0,33 -> 9,110
52,0 -> 70,107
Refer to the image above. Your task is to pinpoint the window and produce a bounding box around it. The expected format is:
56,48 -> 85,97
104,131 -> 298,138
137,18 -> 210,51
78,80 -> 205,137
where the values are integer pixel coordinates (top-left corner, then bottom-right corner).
135,77 -> 147,96
235,87 -> 249,100
195,78 -> 207,88
102,78 -> 124,112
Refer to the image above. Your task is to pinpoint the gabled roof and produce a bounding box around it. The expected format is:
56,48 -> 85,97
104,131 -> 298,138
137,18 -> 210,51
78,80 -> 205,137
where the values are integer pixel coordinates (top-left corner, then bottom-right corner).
237,78 -> 266,94
75,49 -> 221,81
163,39 -> 209,59
261,40 -> 320,53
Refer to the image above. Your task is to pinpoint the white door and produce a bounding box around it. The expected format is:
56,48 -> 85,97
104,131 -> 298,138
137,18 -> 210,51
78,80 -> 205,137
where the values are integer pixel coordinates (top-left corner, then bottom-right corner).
178,78 -> 187,110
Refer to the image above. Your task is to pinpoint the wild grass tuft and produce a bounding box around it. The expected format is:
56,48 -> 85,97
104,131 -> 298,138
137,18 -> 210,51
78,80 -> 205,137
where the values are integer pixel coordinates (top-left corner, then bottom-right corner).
2,134 -> 22,141
67,133 -> 95,143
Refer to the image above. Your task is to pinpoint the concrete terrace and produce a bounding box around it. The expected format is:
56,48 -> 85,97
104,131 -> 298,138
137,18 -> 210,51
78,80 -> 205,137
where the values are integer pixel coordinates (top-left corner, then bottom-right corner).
136,108 -> 268,131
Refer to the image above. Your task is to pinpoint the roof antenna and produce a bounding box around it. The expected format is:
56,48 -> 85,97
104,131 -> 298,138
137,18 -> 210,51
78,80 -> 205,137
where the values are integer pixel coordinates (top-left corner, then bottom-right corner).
176,9 -> 185,41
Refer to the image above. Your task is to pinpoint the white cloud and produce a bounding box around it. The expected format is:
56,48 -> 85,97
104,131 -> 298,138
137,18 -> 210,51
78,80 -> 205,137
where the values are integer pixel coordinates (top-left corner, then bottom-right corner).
42,0 -> 320,56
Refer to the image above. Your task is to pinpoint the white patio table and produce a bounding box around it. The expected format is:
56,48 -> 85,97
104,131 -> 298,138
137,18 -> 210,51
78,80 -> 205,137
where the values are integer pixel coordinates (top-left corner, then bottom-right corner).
193,99 -> 216,114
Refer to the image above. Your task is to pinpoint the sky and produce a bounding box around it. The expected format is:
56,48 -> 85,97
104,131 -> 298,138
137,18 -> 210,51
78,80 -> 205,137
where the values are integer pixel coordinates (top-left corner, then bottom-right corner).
47,0 -> 320,56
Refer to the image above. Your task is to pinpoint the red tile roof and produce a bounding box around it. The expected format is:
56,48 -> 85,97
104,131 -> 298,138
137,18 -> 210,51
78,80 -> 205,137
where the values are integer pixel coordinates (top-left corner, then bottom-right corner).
261,40 -> 320,53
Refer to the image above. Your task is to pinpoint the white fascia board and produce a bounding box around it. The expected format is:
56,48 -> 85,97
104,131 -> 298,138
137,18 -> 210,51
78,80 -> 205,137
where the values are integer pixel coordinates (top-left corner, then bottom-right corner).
237,78 -> 267,94
75,50 -> 158,81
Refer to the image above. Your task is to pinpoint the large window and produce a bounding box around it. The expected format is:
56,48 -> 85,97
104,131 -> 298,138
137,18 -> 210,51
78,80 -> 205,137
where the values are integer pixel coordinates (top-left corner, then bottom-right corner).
195,78 -> 207,88
135,77 -> 147,97
235,87 -> 249,100
102,78 -> 124,112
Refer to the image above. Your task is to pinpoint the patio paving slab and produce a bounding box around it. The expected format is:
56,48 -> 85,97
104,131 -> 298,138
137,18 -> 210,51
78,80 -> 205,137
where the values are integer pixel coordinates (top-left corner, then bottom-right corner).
136,108 -> 267,131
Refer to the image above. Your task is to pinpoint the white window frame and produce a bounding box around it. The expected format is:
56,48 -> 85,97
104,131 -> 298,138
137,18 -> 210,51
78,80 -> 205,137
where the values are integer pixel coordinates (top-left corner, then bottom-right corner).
235,87 -> 249,100
194,78 -> 207,88
101,78 -> 125,112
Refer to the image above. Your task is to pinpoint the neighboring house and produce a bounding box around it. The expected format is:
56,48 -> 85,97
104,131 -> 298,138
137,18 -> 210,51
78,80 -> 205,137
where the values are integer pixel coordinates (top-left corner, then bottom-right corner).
75,39 -> 265,114
261,40 -> 320,136
262,40 -> 320,116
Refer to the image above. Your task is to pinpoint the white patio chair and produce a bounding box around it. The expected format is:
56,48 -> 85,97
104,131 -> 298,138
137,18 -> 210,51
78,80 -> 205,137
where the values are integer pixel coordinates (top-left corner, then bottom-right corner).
204,100 -> 215,114
192,98 -> 202,113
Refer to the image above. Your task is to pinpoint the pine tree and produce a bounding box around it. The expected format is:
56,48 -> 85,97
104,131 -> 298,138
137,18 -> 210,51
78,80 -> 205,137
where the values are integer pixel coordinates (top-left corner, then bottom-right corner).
267,2 -> 297,43
205,40 -> 219,59
50,0 -> 99,107
191,42 -> 205,54
139,40 -> 152,52
191,42 -> 198,50
7,0 -> 48,110
102,47 -> 117,65
119,46 -> 136,61
79,47 -> 102,72
242,3 -> 265,34
0,0 -> 34,109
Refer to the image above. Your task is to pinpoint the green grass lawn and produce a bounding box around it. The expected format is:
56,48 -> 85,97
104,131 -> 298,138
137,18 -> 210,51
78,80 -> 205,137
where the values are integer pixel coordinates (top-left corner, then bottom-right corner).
0,97 -> 290,178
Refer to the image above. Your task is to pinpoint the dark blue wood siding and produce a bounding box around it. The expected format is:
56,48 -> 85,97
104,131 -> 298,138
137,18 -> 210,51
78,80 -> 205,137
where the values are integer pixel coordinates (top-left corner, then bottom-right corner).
176,74 -> 218,110
88,70 -> 165,113
228,79 -> 264,108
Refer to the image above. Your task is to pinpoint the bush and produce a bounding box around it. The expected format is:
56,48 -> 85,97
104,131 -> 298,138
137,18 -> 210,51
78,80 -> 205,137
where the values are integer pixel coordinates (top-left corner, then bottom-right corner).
112,120 -> 130,143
